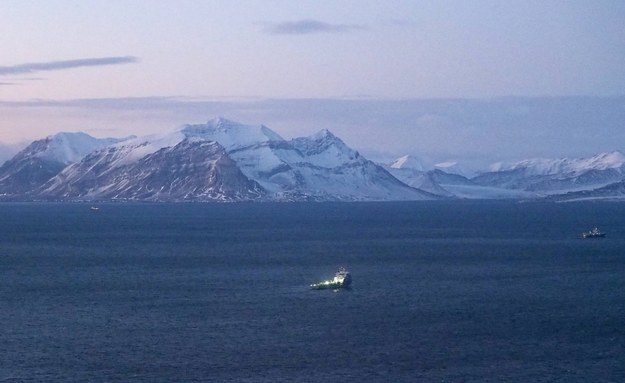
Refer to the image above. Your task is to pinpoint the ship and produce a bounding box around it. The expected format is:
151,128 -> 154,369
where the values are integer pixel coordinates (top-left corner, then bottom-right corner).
582,227 -> 606,238
310,267 -> 352,290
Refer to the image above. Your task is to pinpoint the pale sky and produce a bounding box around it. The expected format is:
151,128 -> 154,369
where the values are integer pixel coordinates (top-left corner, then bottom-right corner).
1,1 -> 624,169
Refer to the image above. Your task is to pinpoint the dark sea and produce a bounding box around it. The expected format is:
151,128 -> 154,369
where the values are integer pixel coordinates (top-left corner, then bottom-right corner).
1,201 -> 624,382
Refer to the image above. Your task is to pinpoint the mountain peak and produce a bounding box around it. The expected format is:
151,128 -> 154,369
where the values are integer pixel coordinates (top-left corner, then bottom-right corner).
306,129 -> 346,148
289,128 -> 361,169
50,131 -> 92,141
390,155 -> 423,170
311,128 -> 334,140
206,116 -> 239,129
17,131 -> 125,165
181,117 -> 284,150
293,128 -> 346,152
590,151 -> 625,167
0,132 -> 131,196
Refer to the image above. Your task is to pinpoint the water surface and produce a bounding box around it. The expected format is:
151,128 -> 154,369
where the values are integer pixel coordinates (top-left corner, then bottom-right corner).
1,201 -> 624,382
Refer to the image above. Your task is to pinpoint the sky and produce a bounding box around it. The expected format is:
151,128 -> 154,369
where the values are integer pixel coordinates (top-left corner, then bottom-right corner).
1,0 -> 624,169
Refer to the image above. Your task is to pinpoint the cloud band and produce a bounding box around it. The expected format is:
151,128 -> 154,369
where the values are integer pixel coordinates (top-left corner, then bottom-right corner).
0,56 -> 139,76
265,19 -> 366,35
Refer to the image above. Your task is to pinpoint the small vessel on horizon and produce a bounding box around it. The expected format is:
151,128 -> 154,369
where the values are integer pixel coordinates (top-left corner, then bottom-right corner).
582,227 -> 605,238
90,206 -> 100,211
310,267 -> 352,290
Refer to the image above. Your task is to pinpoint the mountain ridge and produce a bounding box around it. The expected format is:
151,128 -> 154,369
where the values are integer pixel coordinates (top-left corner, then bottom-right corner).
2,118 -> 436,202
2,118 -> 624,201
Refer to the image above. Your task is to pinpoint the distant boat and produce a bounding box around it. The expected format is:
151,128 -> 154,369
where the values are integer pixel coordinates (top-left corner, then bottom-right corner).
582,227 -> 605,238
90,206 -> 100,211
311,267 -> 352,290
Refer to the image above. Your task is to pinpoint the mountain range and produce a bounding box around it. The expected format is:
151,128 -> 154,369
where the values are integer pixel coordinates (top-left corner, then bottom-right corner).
0,118 -> 433,202
1,117 -> 624,202
385,152 -> 625,201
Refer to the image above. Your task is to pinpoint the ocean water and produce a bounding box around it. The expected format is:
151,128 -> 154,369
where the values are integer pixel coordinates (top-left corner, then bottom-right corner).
1,201 -> 624,382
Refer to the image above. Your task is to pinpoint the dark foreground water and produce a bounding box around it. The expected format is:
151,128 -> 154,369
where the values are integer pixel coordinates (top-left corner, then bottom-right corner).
1,201 -> 624,382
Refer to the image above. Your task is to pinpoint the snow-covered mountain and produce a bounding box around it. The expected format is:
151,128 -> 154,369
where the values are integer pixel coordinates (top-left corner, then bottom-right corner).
488,151 -> 625,177
3,118 -> 436,202
474,151 -> 625,194
384,155 -> 537,199
389,155 -> 424,171
6,117 -> 623,202
0,132 -> 129,197
39,138 -> 264,201
180,118 -> 434,201
388,150 -> 625,201
433,161 -> 474,177
384,164 -> 454,197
